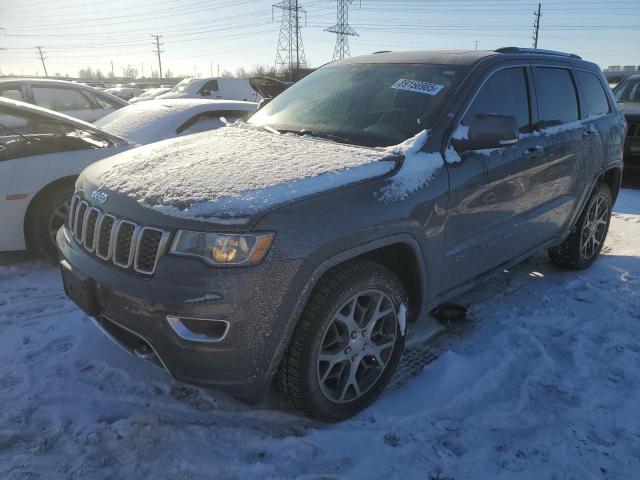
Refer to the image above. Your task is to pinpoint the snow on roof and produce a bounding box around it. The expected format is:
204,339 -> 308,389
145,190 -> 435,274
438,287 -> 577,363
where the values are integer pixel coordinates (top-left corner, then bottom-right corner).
96,125 -> 398,221
94,99 -> 256,145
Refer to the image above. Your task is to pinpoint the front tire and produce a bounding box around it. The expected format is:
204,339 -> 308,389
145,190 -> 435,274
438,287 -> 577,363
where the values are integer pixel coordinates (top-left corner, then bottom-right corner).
278,259 -> 407,422
26,185 -> 73,261
548,182 -> 613,270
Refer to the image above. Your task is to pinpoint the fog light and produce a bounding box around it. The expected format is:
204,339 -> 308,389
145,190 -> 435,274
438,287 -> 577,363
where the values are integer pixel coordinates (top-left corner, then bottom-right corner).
166,315 -> 229,343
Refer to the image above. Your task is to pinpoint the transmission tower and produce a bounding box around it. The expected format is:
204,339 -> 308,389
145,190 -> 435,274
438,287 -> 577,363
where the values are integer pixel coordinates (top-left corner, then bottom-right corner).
273,0 -> 306,80
325,0 -> 358,61
532,3 -> 542,49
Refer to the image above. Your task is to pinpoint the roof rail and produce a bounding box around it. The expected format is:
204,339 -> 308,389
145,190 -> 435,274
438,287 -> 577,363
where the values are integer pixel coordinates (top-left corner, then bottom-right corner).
495,47 -> 582,60
372,50 -> 392,54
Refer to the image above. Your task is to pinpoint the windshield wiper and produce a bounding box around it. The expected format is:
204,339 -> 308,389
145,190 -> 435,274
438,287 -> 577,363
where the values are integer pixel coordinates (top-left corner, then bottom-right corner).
277,128 -> 355,145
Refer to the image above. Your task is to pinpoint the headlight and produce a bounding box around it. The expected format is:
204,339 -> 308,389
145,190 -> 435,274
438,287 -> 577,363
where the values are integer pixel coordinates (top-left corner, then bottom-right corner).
170,231 -> 274,266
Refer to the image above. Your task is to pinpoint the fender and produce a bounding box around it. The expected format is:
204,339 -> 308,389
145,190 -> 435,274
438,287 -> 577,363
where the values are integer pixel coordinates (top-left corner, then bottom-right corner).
265,232 -> 426,378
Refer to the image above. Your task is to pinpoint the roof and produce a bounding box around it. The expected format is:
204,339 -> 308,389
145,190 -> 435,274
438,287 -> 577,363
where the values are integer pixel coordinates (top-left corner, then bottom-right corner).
0,96 -> 129,144
334,47 -> 591,68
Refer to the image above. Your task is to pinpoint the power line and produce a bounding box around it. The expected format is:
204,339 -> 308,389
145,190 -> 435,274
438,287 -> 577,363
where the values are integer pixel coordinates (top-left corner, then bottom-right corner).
532,2 -> 542,48
273,0 -> 306,81
325,0 -> 359,61
152,34 -> 164,81
35,45 -> 48,77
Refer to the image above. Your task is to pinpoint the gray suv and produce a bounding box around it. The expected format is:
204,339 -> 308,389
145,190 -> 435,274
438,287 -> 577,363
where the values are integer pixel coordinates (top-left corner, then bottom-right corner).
57,48 -> 624,421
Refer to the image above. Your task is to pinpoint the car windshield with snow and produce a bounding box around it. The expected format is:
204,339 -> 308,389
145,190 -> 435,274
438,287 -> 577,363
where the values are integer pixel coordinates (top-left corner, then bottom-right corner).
57,48 -> 625,421
249,62 -> 465,147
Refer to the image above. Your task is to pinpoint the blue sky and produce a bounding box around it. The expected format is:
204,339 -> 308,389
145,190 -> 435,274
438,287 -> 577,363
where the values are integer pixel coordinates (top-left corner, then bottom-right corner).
0,0 -> 638,78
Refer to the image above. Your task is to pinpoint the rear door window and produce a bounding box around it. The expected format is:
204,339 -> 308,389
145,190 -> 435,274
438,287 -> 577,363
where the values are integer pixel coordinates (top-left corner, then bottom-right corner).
0,87 -> 25,102
88,91 -> 122,109
31,87 -> 93,112
462,67 -> 532,133
533,67 -> 579,127
576,70 -> 610,118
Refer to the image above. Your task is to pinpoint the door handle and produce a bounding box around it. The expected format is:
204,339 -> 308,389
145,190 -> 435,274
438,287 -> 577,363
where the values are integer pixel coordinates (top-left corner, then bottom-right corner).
583,130 -> 596,139
526,146 -> 544,159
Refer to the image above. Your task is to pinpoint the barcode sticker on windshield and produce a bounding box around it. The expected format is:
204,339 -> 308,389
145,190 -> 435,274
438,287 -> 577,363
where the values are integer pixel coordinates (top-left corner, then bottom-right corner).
390,79 -> 444,96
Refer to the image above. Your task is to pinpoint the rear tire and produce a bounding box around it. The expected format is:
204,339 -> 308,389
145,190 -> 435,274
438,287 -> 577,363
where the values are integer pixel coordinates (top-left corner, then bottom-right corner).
26,185 -> 74,261
548,183 -> 613,270
277,259 -> 407,422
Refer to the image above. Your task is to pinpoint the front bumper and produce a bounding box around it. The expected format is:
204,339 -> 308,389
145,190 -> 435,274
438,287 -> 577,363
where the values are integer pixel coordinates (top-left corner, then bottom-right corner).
57,226 -> 303,398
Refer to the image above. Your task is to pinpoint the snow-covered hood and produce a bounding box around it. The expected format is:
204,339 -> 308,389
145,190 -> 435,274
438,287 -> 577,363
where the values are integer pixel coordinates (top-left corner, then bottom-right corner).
82,125 -> 399,224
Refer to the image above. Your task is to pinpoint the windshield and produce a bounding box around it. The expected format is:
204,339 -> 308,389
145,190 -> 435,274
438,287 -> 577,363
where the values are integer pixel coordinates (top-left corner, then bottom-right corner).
613,76 -> 640,104
0,110 -> 112,160
170,78 -> 198,94
249,63 -> 466,147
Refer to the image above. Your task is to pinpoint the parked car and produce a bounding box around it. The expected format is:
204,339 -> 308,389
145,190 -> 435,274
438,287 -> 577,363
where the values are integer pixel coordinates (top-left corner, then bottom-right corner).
0,78 -> 128,122
156,77 -> 259,102
103,86 -> 145,101
128,87 -> 172,103
612,74 -> 640,177
58,48 -> 624,421
94,99 -> 257,145
0,97 -> 132,258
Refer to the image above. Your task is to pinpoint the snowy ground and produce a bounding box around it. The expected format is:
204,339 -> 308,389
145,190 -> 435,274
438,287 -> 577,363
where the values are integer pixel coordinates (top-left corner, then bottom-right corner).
1,190 -> 639,480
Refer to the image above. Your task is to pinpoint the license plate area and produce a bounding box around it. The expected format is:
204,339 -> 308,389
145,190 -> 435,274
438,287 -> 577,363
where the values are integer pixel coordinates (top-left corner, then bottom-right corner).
60,260 -> 100,316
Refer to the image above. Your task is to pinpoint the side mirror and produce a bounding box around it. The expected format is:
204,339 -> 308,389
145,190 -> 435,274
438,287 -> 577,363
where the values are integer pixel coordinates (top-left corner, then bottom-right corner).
455,114 -> 519,151
257,97 -> 272,110
201,90 -> 211,96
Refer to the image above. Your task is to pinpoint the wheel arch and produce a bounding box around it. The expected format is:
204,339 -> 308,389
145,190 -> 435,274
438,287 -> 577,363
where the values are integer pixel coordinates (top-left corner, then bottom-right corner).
268,234 -> 427,378
23,175 -> 77,248
601,166 -> 622,203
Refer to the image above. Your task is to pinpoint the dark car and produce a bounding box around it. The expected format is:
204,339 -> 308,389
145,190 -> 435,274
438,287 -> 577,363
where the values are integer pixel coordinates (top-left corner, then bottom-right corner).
612,74 -> 640,177
57,47 -> 624,421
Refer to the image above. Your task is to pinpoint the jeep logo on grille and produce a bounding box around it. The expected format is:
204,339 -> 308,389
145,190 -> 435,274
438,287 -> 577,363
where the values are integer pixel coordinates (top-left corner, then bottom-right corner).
90,190 -> 108,205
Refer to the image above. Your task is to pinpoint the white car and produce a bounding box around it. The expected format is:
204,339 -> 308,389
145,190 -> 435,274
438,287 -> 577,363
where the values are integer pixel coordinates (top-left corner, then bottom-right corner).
94,99 -> 257,144
0,97 -> 132,258
0,78 -> 128,122
129,87 -> 172,103
157,77 -> 260,102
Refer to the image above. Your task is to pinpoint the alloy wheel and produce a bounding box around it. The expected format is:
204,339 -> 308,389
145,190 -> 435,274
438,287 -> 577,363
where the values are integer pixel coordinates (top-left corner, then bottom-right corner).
316,289 -> 398,404
580,195 -> 609,260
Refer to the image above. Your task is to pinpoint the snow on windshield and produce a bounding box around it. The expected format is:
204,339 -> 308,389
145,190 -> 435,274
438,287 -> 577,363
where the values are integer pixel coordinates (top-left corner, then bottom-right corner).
97,125 -> 398,221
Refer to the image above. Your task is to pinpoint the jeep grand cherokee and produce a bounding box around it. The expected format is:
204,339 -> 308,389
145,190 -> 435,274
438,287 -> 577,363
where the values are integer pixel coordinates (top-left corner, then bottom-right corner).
58,48 -> 624,421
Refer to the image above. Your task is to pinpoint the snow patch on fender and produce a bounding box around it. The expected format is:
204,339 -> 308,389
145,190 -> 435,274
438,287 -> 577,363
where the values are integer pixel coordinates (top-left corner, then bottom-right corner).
376,130 -> 443,202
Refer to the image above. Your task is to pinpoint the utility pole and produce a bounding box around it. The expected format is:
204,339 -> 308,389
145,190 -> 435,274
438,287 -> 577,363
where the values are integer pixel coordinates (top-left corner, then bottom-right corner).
210,59 -> 214,77
532,3 -> 542,49
273,1 -> 306,81
325,0 -> 358,61
217,64 -> 220,76
35,46 -> 48,77
295,0 -> 299,78
152,34 -> 164,81
141,63 -> 144,78
111,60 -> 115,79
474,41 -> 479,51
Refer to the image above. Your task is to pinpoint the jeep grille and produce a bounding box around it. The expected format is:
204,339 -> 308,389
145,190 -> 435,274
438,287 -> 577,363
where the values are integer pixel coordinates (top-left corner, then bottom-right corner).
67,193 -> 169,275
